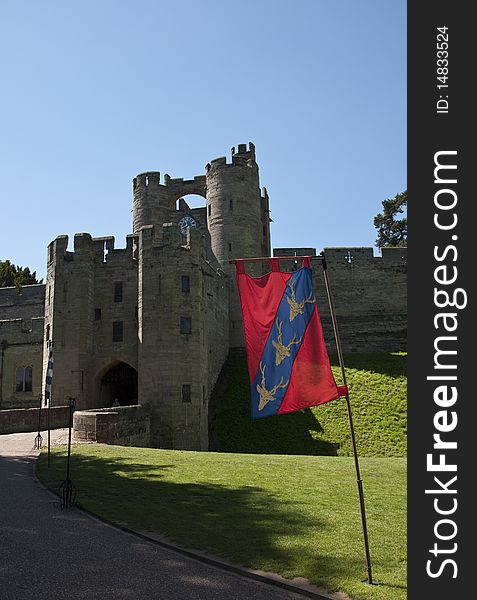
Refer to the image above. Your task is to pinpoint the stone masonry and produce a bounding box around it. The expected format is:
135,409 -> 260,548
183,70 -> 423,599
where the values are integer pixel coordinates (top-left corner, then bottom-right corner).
0,143 -> 407,449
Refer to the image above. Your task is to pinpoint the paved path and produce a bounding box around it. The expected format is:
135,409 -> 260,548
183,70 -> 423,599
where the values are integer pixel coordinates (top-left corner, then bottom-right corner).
0,431 -> 317,600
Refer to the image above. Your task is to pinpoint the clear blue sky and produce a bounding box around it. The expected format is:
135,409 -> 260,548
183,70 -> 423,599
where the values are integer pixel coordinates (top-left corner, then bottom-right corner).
0,0 -> 406,281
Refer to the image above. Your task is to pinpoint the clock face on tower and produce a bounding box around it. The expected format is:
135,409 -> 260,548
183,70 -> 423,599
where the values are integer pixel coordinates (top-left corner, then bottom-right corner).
178,215 -> 200,234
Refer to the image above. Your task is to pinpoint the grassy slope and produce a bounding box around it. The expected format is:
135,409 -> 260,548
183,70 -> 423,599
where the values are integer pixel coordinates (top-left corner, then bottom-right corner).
37,446 -> 406,600
213,353 -> 407,457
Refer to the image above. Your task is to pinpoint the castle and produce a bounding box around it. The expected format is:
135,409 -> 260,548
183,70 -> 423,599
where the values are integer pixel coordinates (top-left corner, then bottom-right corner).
0,143 -> 407,449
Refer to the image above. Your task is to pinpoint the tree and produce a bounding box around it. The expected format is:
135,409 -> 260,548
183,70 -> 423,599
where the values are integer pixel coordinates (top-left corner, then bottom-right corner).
374,191 -> 407,248
0,260 -> 43,289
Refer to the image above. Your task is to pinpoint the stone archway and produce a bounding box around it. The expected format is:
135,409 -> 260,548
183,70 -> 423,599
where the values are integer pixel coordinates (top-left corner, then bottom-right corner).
99,362 -> 138,407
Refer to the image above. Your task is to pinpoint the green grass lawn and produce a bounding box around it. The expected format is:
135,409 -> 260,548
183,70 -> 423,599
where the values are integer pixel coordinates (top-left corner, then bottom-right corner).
37,446 -> 406,600
212,353 -> 407,457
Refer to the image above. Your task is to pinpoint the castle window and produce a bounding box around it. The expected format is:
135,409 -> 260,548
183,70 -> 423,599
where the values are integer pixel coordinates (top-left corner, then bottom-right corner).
208,204 -> 211,217
114,282 -> 123,302
229,199 -> 233,211
112,321 -> 123,342
94,308 -> 102,321
15,367 -> 33,393
46,324 -> 50,340
25,367 -> 32,392
181,275 -> 190,294
180,317 -> 192,335
229,243 -> 232,252
182,384 -> 191,403
16,368 -> 23,392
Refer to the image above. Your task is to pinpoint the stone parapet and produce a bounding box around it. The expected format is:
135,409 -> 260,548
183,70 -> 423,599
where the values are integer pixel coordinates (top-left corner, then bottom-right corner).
0,405 -> 70,434
73,404 -> 150,447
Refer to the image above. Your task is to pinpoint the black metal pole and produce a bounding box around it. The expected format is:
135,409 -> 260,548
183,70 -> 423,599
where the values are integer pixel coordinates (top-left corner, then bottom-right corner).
59,396 -> 76,508
34,393 -> 43,450
47,394 -> 51,468
320,252 -> 374,585
66,397 -> 74,480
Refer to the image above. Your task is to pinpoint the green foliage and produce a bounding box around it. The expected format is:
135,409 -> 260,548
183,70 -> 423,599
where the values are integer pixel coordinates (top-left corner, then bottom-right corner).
37,447 -> 406,600
373,190 -> 407,248
212,353 -> 407,457
0,259 -> 42,289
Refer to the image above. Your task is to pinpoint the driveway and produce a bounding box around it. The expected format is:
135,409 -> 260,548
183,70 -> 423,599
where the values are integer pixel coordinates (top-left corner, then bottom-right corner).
0,431 -> 327,600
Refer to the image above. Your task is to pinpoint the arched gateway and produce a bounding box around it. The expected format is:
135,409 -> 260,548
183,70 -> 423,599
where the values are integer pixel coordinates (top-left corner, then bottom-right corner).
99,362 -> 138,407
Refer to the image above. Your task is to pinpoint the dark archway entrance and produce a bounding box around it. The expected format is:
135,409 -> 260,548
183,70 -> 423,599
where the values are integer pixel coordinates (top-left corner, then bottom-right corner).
100,362 -> 138,407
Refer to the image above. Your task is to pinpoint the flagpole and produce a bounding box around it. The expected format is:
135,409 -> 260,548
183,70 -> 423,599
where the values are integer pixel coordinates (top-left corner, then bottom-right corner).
319,251 -> 374,585
231,253 -> 375,584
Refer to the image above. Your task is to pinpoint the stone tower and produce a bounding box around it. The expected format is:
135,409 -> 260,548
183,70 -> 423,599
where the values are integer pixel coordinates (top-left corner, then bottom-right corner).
132,142 -> 271,346
43,143 -> 270,450
205,143 -> 271,345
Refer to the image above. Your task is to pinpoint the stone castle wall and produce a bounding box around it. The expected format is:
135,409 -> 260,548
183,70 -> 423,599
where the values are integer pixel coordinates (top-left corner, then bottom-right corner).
0,316 -> 44,409
137,224 -> 228,450
44,233 -> 139,410
274,246 -> 407,353
1,143 -> 407,449
73,405 -> 150,446
0,405 -> 70,435
0,284 -> 45,320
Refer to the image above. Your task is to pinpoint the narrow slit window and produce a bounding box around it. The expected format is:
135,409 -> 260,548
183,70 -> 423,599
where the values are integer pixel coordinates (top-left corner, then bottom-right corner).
182,384 -> 191,403
180,317 -> 192,334
113,321 -> 123,342
94,308 -> 102,321
114,282 -> 123,302
181,275 -> 190,294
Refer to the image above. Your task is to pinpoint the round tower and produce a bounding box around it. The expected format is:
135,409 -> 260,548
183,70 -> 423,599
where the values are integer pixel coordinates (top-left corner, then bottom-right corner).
206,142 -> 268,346
206,143 -> 264,271
132,171 -> 171,233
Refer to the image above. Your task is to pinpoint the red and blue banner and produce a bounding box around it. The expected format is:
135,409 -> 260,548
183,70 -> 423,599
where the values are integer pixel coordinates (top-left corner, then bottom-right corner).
235,258 -> 346,419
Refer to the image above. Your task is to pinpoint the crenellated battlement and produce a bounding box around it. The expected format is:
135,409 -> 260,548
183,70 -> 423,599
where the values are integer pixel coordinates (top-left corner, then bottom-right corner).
205,142 -> 257,172
323,246 -> 407,266
48,233 -> 138,266
133,171 -> 162,189
273,246 -> 407,269
232,141 -> 255,159
133,172 -> 207,193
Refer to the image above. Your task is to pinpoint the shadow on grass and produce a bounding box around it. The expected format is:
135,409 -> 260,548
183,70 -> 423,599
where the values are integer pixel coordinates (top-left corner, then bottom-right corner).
329,352 -> 407,378
37,450 -> 349,584
211,356 -> 338,456
211,352 -> 406,457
